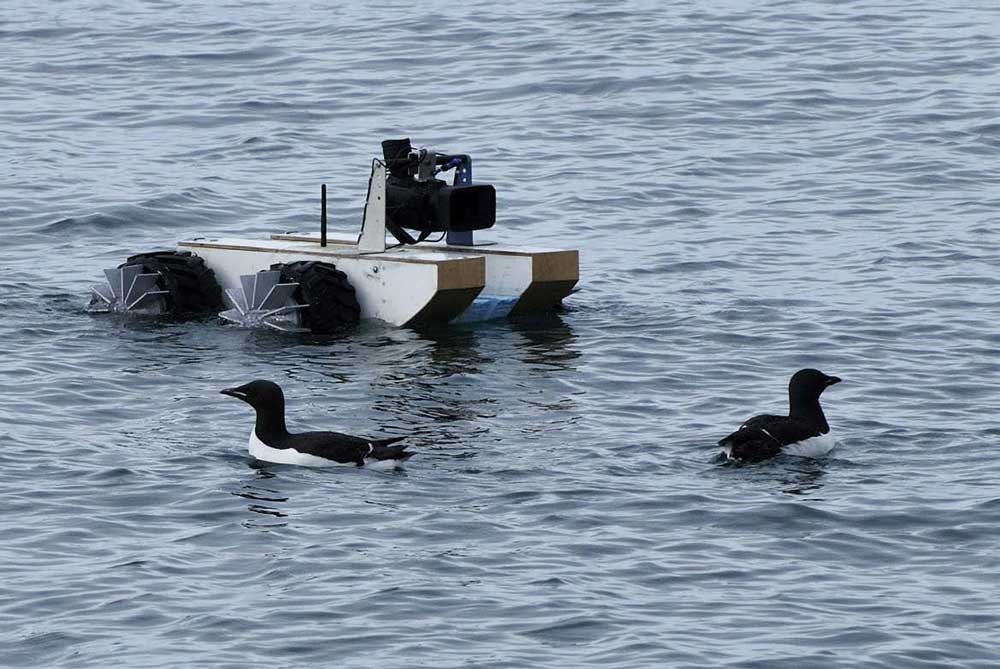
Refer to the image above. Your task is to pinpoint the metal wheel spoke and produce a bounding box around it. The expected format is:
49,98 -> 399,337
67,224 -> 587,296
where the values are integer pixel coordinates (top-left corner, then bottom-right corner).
88,265 -> 168,315
221,270 -> 305,332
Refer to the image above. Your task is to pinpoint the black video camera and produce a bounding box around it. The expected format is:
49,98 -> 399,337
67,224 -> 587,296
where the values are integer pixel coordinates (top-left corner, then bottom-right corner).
381,138 -> 496,243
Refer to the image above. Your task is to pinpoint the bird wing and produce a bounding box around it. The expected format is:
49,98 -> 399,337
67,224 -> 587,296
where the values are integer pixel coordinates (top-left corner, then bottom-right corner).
718,414 -> 784,447
752,415 -> 825,445
293,432 -> 410,464
292,431 -> 376,464
719,414 -> 826,461
369,436 -> 413,462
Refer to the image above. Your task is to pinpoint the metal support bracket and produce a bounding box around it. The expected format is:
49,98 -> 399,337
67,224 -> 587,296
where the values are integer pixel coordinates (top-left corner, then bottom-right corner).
446,155 -> 473,246
358,161 -> 387,253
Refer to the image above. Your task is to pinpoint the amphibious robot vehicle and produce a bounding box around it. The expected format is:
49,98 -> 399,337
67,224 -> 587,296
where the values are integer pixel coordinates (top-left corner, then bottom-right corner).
89,139 -> 579,333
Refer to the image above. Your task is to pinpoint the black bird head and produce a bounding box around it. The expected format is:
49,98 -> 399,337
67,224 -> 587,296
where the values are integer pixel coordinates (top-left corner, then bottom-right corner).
221,379 -> 285,412
221,379 -> 288,436
788,368 -> 841,413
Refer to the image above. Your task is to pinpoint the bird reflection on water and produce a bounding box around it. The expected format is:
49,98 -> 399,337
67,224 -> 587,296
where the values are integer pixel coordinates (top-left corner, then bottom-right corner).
233,468 -> 289,529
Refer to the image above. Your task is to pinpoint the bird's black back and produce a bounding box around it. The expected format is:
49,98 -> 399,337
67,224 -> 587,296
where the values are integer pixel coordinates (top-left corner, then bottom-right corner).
718,413 -> 826,461
271,430 -> 410,465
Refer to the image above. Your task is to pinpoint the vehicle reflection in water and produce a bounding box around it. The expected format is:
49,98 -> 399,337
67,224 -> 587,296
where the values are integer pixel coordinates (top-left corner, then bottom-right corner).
508,312 -> 581,371
369,313 -> 582,450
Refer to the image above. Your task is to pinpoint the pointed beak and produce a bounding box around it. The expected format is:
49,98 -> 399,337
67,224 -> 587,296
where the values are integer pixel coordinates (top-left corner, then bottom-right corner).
825,376 -> 842,386
220,387 -> 246,399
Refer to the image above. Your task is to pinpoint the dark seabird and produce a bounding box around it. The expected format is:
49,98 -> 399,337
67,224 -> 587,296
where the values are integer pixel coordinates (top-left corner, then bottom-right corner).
221,380 -> 412,468
718,368 -> 841,462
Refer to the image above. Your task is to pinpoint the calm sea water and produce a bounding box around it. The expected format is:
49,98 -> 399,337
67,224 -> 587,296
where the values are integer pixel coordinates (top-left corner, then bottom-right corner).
3,2 -> 999,667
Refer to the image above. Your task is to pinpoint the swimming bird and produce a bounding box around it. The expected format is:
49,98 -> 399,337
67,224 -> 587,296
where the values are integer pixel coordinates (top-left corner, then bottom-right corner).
718,368 -> 841,462
221,380 -> 412,467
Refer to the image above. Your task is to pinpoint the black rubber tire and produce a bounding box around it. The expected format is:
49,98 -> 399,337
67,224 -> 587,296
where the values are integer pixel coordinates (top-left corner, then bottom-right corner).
271,260 -> 360,334
122,250 -> 224,317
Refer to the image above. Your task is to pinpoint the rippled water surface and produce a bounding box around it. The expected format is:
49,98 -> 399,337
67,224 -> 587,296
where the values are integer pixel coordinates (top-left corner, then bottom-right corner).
3,2 -> 1000,667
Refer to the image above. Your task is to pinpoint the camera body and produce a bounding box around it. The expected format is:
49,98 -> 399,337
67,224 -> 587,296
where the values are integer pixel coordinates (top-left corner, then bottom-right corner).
381,138 -> 496,236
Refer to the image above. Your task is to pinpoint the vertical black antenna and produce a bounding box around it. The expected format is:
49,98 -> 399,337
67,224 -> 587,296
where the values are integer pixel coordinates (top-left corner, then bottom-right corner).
320,183 -> 327,247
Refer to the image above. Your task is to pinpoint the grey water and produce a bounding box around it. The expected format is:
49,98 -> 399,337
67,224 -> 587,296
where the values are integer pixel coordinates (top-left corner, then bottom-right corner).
2,2 -> 999,667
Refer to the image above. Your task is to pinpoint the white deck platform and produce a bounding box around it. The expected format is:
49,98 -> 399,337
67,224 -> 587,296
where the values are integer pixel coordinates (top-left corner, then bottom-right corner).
178,238 -> 485,326
178,231 -> 577,326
